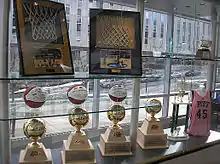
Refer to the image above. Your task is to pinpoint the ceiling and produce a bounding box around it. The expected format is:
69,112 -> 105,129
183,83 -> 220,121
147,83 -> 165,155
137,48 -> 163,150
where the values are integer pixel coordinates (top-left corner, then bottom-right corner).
106,0 -> 220,19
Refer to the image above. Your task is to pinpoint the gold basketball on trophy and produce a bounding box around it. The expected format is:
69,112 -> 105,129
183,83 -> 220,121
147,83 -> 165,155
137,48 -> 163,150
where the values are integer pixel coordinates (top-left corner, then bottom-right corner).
23,118 -> 46,144
145,99 -> 162,119
69,107 -> 89,132
107,104 -> 125,128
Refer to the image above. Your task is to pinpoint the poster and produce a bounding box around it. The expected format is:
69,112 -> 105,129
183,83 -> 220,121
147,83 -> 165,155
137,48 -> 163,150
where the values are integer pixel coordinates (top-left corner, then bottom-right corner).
90,9 -> 142,75
14,0 -> 74,76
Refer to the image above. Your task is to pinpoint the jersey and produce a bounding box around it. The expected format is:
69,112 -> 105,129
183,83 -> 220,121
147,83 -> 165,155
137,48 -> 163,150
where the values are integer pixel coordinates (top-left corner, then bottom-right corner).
187,89 -> 211,137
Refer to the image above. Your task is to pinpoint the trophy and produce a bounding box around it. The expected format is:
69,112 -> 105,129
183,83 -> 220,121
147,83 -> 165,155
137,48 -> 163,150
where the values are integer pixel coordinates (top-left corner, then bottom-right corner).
61,84 -> 95,164
137,99 -> 168,149
196,40 -> 212,59
19,118 -> 53,164
19,86 -> 52,164
178,76 -> 186,103
178,86 -> 185,103
98,85 -> 132,156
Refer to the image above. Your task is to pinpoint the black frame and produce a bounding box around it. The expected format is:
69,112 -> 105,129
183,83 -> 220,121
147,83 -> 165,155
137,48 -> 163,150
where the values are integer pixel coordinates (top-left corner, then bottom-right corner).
89,9 -> 142,76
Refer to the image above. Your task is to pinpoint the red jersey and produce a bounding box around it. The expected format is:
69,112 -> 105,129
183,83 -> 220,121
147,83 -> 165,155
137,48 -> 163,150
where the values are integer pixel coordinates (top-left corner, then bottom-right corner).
187,89 -> 211,136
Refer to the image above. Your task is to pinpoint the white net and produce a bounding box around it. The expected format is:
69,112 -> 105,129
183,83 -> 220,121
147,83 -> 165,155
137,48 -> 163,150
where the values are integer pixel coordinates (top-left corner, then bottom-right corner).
97,15 -> 131,49
23,3 -> 58,41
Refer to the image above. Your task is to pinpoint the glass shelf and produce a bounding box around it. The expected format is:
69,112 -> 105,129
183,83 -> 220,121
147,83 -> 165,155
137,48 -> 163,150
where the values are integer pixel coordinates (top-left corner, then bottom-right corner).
1,55 -> 217,81
142,55 -> 220,62
1,104 -> 145,121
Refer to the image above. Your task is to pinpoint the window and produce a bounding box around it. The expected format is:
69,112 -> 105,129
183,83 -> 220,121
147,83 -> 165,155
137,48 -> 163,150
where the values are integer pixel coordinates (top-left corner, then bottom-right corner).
177,20 -> 181,45
153,12 -> 157,37
77,24 -> 81,31
208,24 -> 211,39
144,11 -> 149,44
197,22 -> 200,41
77,16 -> 81,23
182,21 -> 186,43
78,0 -> 82,7
65,4 -> 70,15
188,22 -> 192,50
161,15 -> 164,38
13,17 -> 16,26
203,22 -> 205,37
66,18 -> 70,30
77,8 -> 81,17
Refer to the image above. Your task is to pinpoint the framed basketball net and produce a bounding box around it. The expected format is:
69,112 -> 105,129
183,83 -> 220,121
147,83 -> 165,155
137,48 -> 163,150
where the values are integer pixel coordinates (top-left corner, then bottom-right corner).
14,0 -> 74,76
89,9 -> 142,76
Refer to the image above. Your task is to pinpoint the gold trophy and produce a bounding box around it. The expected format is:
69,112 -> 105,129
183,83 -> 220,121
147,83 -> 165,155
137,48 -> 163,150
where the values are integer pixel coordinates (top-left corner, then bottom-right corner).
98,104 -> 132,156
61,85 -> 95,164
137,99 -> 168,149
19,118 -> 53,164
178,76 -> 185,102
178,86 -> 185,103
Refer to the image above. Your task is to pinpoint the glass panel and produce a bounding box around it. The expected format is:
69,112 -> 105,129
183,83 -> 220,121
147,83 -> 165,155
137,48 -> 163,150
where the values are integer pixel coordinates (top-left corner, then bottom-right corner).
173,15 -> 211,55
142,57 -> 165,95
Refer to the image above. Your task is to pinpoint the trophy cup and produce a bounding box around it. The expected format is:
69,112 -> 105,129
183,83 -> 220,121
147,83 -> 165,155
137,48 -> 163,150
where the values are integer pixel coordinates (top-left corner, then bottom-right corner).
178,76 -> 186,103
19,118 -> 53,164
137,99 -> 168,149
98,85 -> 132,156
196,40 -> 212,59
61,84 -> 95,164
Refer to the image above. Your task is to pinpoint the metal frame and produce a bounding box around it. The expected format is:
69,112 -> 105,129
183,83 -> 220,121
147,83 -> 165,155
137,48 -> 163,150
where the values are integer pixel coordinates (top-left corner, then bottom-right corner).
0,0 -> 11,163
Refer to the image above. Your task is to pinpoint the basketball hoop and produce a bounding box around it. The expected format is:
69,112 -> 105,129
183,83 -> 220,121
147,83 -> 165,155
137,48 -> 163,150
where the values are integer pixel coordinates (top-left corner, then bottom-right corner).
23,3 -> 58,41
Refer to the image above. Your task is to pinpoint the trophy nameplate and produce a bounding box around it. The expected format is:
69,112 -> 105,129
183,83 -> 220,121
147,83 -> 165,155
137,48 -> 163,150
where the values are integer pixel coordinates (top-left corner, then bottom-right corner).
98,126 -> 132,156
61,131 -> 95,164
19,143 -> 52,164
137,99 -> 168,149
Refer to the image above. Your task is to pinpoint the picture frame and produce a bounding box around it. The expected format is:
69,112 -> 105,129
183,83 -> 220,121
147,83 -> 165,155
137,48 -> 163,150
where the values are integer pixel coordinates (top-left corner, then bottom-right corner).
89,9 -> 142,76
14,0 -> 74,76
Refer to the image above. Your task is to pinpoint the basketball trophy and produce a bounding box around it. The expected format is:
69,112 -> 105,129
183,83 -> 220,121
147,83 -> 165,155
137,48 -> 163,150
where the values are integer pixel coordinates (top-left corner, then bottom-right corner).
61,85 -> 95,164
137,99 -> 168,149
19,87 -> 52,164
19,118 -> 53,164
98,85 -> 132,156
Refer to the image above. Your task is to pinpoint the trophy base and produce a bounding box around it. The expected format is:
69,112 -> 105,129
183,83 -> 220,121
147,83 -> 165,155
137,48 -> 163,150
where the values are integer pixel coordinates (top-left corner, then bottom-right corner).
19,143 -> 52,164
61,140 -> 95,164
137,128 -> 168,149
167,131 -> 190,141
98,130 -> 132,156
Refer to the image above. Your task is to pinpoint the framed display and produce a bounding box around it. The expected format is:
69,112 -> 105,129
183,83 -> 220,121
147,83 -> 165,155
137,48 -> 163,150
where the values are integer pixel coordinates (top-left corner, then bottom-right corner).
89,9 -> 142,76
14,0 -> 74,76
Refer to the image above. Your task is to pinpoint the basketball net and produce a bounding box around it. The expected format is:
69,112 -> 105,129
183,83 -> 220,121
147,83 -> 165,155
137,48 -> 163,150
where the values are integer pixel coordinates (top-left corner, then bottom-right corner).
23,3 -> 58,41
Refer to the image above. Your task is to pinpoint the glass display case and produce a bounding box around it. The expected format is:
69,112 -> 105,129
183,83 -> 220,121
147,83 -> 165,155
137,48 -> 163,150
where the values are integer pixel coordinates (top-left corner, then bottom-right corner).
1,0 -> 220,164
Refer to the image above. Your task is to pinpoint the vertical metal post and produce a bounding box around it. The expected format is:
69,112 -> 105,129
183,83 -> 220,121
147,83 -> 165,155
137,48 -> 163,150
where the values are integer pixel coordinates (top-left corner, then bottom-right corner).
92,79 -> 100,128
212,8 -> 220,91
163,10 -> 174,117
91,0 -> 103,129
207,4 -> 217,91
129,0 -> 144,149
0,0 -> 11,163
